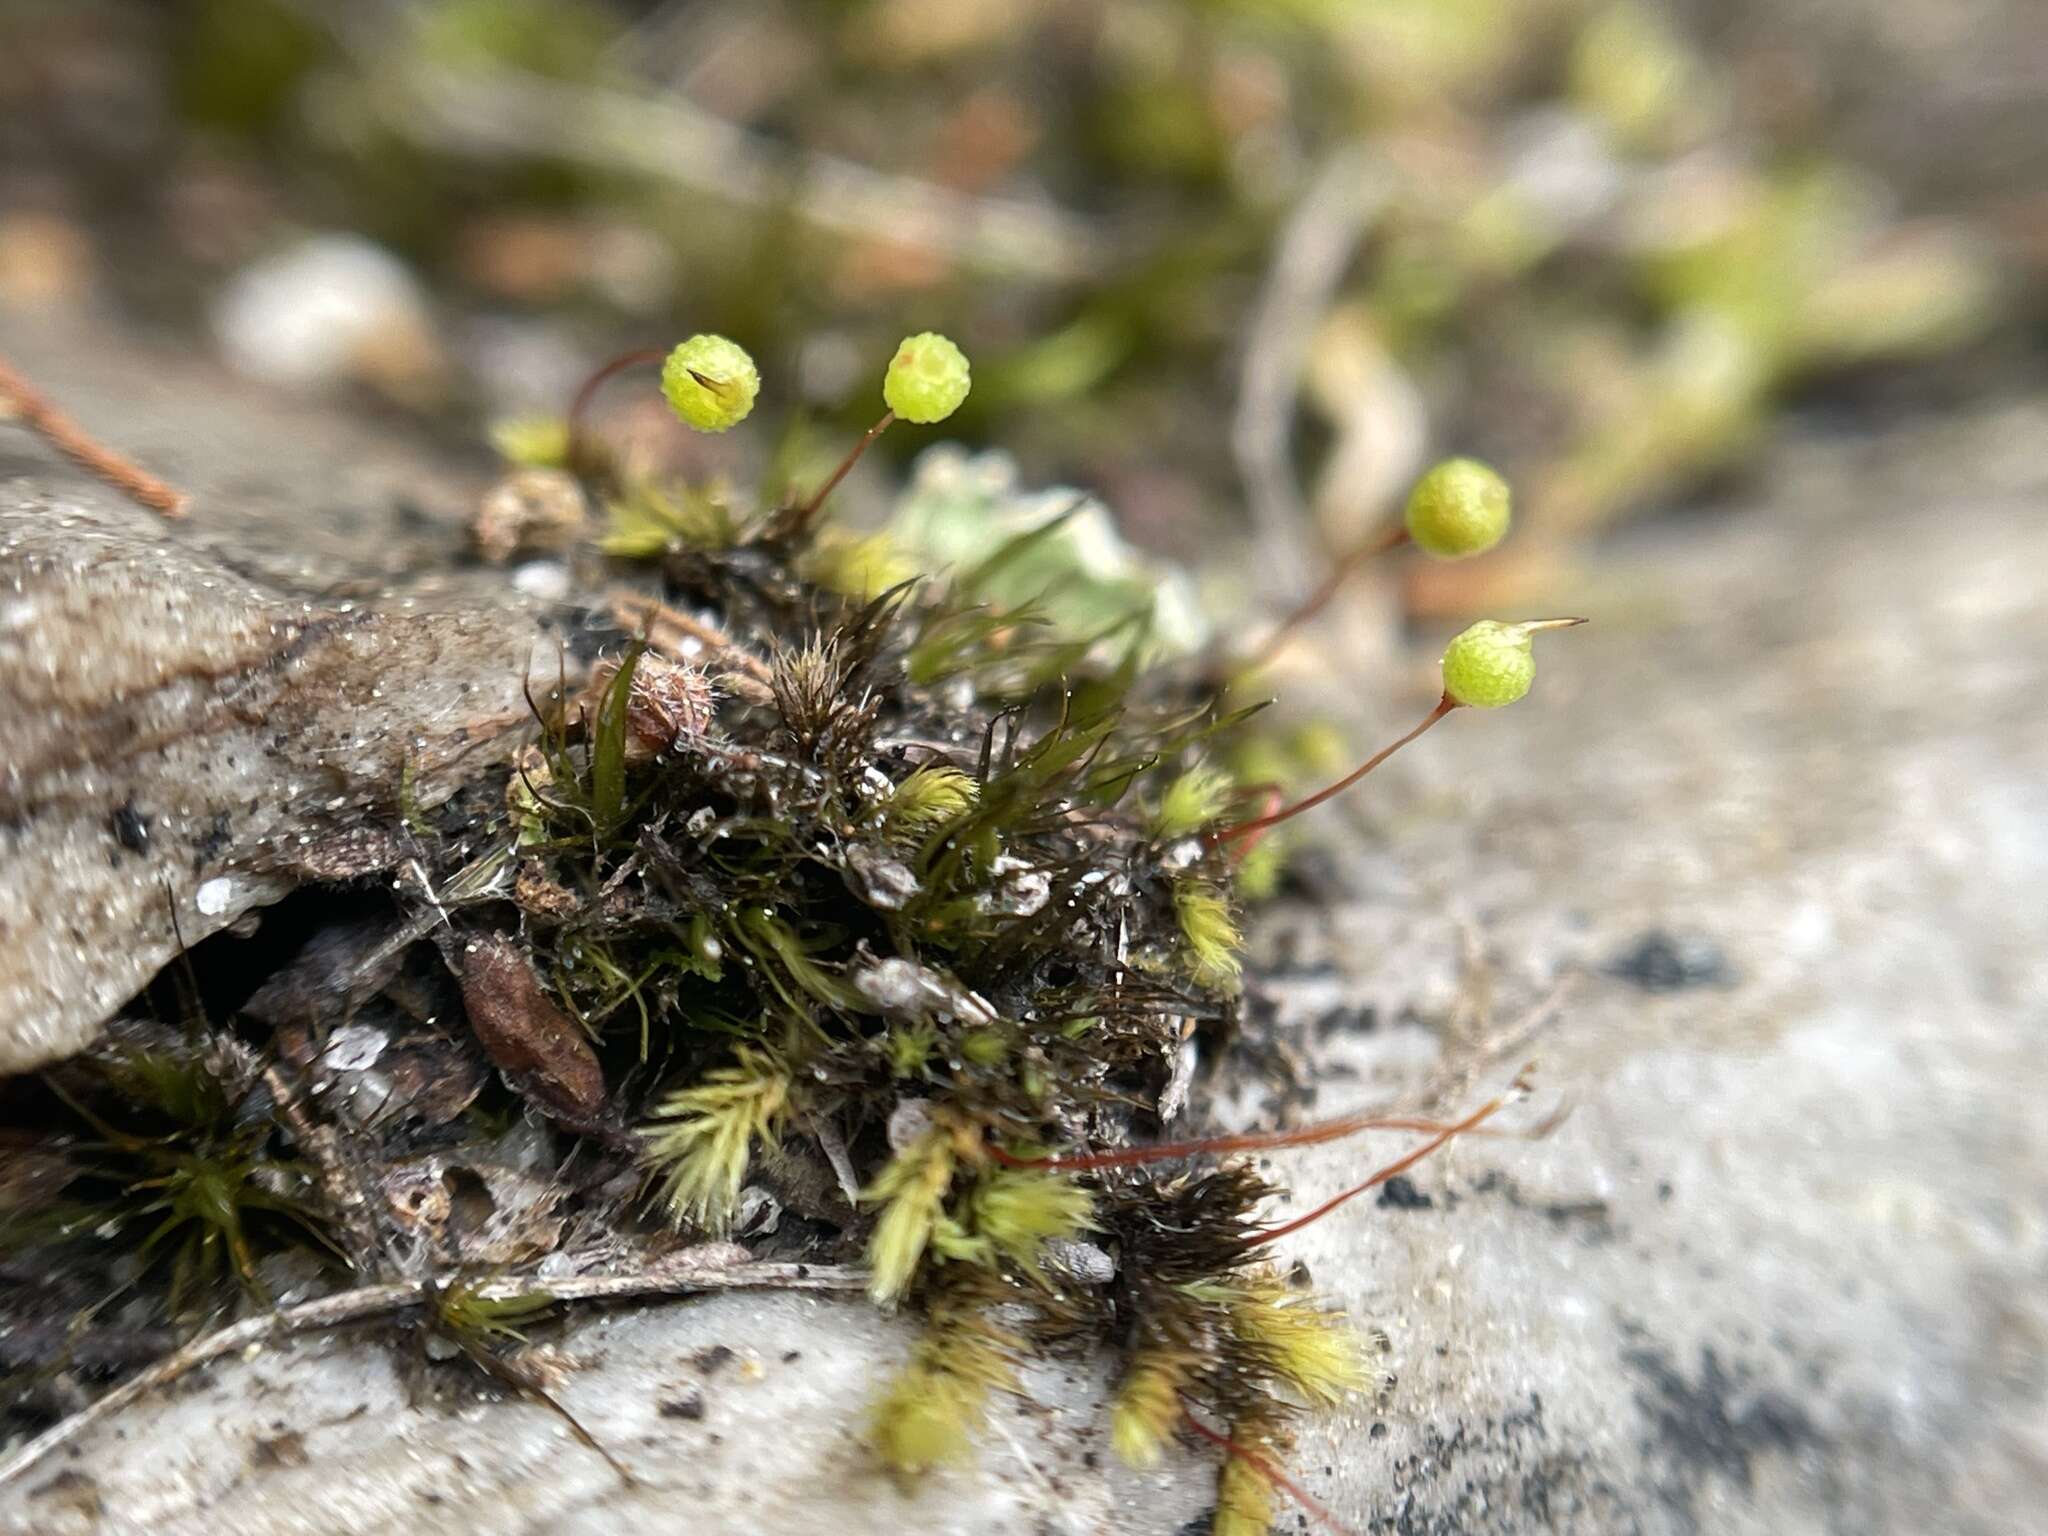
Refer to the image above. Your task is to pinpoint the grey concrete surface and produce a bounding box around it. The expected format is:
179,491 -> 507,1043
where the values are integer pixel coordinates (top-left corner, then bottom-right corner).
1,310 -> 2043,1534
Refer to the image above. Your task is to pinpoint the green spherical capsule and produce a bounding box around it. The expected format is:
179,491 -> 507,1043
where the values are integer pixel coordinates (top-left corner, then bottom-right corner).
883,332 -> 971,424
661,334 -> 759,433
1441,620 -> 1536,709
1404,457 -> 1512,560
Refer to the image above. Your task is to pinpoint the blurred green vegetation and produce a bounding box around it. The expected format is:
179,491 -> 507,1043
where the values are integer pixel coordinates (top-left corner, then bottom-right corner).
2,0 -> 2025,607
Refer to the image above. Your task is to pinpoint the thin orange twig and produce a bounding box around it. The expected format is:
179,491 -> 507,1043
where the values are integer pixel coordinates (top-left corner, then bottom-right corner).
1240,522 -> 1410,673
565,346 -> 666,469
1243,1091 -> 1508,1247
0,354 -> 189,517
783,410 -> 895,538
986,1106 -> 1497,1172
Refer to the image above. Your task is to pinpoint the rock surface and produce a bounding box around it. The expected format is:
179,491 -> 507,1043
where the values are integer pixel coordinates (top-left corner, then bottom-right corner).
0,312 -> 548,1073
2,309 -> 2044,1534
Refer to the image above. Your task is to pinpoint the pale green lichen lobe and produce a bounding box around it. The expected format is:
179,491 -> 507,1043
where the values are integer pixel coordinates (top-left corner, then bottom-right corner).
1405,457 -> 1512,559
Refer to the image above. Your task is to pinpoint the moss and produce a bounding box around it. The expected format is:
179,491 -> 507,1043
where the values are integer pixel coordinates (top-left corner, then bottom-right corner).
2,330 -> 1575,1518
882,765 -> 980,841
868,1282 -> 1020,1474
5,1026 -> 337,1325
1154,764 -> 1236,841
1193,1270 -> 1368,1408
1175,879 -> 1244,992
1211,1417 -> 1282,1536
1112,1346 -> 1194,1468
639,1047 -> 791,1233
959,1164 -> 1093,1276
602,479 -> 740,558
863,1124 -> 962,1306
488,415 -> 573,470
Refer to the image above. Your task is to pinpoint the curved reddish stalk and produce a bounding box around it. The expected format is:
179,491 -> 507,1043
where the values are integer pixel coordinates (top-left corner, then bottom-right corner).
1241,523 -> 1410,673
1180,1408 -> 1357,1536
1243,1093 -> 1506,1248
1208,695 -> 1456,849
988,1106 -> 1497,1172
566,346 -> 666,464
0,354 -> 188,517
786,410 -> 895,536
1220,784 -> 1285,867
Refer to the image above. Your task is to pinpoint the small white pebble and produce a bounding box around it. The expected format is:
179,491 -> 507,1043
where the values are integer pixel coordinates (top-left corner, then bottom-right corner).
511,561 -> 572,601
195,876 -> 234,916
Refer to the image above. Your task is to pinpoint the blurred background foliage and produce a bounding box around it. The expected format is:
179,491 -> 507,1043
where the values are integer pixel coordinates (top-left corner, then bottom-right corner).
1,0 -> 2041,615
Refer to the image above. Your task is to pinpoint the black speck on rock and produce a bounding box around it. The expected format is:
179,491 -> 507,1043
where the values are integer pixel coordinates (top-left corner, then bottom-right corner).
1624,1343 -> 1822,1526
1373,1395 -> 1614,1536
690,1344 -> 737,1376
110,801 -> 151,855
1607,931 -> 1736,993
1378,1175 -> 1434,1210
193,809 -> 234,872
659,1390 -> 707,1421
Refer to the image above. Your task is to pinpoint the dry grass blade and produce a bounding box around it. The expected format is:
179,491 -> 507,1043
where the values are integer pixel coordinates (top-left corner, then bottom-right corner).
0,1251 -> 863,1489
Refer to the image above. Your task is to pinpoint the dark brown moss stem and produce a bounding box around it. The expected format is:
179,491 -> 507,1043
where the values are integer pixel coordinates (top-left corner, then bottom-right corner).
787,409 -> 894,537
0,353 -> 189,517
1240,522 -> 1410,673
1242,1092 -> 1507,1248
988,1106 -> 1499,1172
566,346 -> 666,465
1208,693 -> 1456,849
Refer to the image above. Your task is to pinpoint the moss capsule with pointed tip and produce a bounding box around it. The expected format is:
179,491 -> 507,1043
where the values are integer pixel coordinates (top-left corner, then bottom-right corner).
1441,620 -> 1533,708
1441,617 -> 1584,708
883,332 -> 971,424
661,334 -> 759,432
1404,457 -> 1512,559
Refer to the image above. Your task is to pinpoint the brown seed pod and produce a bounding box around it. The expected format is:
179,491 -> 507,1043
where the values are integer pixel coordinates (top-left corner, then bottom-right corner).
454,931 -> 605,1120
